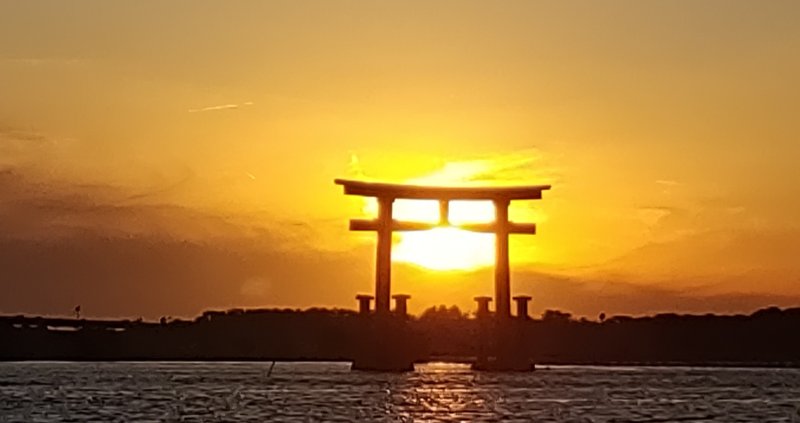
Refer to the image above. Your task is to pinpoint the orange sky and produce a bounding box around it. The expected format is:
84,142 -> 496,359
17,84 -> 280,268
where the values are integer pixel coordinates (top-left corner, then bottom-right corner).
1,1 -> 799,319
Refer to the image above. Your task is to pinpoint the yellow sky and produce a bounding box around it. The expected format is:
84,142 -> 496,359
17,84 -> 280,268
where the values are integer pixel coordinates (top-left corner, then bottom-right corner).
1,1 -> 799,318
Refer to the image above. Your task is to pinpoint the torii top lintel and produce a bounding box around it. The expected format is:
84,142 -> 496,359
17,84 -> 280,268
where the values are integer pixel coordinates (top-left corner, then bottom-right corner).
334,179 -> 551,201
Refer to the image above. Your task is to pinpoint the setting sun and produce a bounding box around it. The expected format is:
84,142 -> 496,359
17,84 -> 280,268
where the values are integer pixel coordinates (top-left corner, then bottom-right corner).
394,228 -> 495,271
392,200 -> 496,271
357,162 -> 546,271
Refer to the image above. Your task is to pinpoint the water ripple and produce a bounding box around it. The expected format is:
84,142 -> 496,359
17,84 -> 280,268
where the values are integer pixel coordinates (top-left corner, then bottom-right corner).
0,362 -> 798,422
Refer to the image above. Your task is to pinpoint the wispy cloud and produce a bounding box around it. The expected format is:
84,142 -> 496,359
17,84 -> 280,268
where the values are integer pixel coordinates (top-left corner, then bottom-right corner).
0,127 -> 50,145
0,167 -> 368,318
655,179 -> 680,186
406,149 -> 556,186
0,127 -> 64,168
187,101 -> 254,113
1,57 -> 84,66
636,206 -> 673,226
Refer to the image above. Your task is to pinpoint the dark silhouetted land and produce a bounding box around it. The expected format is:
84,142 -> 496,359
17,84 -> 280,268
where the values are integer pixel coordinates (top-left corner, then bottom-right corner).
2,306 -> 800,367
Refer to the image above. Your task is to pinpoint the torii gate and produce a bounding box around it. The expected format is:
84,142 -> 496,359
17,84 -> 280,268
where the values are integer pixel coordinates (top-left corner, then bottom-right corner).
335,179 -> 550,319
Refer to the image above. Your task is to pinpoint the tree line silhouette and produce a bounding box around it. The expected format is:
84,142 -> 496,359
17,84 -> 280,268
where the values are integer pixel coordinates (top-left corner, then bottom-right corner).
2,306 -> 799,366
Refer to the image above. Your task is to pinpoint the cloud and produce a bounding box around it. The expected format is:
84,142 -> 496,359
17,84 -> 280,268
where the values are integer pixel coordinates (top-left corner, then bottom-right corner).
0,138 -> 795,320
0,167 -> 371,319
0,128 -> 56,159
0,230 -> 369,319
0,127 -> 78,173
240,277 -> 271,298
392,264 -> 800,319
1,58 -> 84,66
404,149 -> 559,186
187,102 -> 254,113
655,179 -> 680,186
513,270 -> 800,318
3,162 -> 795,319
0,128 -> 48,144
591,227 -> 800,295
636,206 -> 674,226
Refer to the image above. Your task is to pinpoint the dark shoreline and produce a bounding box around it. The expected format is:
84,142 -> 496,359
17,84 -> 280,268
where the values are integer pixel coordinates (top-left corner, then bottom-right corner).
3,306 -> 800,368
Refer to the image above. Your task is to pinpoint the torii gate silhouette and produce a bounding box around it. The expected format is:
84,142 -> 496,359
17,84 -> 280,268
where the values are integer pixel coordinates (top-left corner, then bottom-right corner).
335,179 -> 550,319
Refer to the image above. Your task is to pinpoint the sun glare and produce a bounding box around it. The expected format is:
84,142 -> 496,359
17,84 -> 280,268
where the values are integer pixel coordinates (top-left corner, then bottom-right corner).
393,227 -> 495,271
389,199 -> 497,271
358,158 -> 545,272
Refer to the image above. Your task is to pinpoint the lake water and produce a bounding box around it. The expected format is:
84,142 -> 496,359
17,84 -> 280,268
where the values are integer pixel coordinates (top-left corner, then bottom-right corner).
1,362 -> 799,422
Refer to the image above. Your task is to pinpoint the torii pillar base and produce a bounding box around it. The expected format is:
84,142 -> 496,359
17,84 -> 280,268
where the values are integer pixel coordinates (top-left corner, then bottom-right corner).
351,315 -> 416,372
471,318 -> 535,372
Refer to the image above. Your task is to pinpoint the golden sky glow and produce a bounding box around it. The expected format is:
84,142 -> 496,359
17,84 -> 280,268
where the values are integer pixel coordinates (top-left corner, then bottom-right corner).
1,1 -> 799,318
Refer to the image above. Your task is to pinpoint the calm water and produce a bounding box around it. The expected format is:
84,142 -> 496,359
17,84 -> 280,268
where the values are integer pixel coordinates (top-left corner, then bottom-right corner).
1,362 -> 799,422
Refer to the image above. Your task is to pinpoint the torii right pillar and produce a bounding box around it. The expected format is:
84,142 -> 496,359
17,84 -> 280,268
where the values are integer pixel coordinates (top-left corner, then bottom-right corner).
494,199 -> 512,319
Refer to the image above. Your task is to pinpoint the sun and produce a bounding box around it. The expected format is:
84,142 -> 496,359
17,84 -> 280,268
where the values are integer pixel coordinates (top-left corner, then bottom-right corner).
393,227 -> 495,271
389,198 -> 498,271
354,154 -> 548,272
361,193 -> 500,271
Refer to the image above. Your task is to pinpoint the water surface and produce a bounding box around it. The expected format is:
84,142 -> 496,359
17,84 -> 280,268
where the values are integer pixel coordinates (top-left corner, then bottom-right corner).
1,362 -> 799,422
